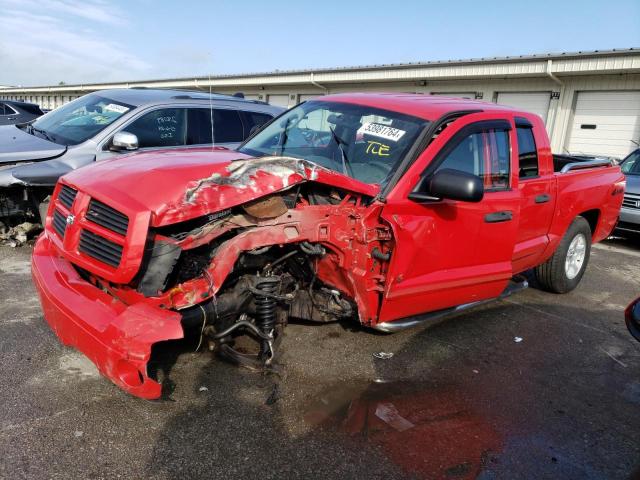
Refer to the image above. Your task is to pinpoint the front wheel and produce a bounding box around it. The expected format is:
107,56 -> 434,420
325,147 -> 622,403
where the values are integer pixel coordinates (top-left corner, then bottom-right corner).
535,217 -> 592,293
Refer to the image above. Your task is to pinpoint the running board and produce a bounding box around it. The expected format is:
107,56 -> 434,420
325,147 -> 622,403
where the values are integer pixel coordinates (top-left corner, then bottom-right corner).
373,276 -> 528,333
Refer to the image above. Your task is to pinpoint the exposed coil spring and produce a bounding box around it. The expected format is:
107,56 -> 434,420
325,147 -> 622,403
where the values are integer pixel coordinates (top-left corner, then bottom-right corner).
254,277 -> 280,336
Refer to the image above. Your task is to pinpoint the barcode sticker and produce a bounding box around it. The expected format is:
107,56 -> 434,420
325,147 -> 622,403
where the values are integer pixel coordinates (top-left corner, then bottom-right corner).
357,122 -> 406,142
104,104 -> 129,114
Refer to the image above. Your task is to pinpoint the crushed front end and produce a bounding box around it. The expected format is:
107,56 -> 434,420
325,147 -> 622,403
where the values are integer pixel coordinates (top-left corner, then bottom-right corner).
32,157 -> 394,398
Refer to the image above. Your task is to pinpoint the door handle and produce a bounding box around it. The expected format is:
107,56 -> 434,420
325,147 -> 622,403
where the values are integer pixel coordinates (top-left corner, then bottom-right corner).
535,193 -> 551,204
484,210 -> 513,223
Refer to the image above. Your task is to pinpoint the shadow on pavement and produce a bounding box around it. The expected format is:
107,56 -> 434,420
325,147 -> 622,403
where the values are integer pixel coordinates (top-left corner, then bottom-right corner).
146,299 -> 640,479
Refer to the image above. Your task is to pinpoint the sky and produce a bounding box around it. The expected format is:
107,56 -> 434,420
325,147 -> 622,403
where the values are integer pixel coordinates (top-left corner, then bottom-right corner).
0,0 -> 639,87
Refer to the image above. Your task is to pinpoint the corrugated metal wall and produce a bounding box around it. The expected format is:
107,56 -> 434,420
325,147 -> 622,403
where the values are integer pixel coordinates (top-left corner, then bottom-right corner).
2,54 -> 639,158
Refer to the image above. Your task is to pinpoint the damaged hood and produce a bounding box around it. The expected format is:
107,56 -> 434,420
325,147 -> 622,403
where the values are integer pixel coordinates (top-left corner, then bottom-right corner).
0,125 -> 66,163
62,147 -> 379,226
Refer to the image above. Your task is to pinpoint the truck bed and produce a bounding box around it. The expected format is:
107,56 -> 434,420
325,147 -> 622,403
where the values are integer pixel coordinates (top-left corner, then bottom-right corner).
552,154 -> 611,173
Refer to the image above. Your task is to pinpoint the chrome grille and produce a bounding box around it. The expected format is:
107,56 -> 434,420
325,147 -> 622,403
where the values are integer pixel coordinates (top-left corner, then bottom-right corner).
58,185 -> 78,209
86,199 -> 129,236
622,193 -> 640,210
52,210 -> 66,238
79,230 -> 123,268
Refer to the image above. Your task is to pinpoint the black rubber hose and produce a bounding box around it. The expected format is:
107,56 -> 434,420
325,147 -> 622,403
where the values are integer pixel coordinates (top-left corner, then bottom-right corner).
179,284 -> 255,331
208,320 -> 272,341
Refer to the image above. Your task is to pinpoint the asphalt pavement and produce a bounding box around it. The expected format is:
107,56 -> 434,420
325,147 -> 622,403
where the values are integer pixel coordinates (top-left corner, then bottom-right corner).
1,235 -> 639,479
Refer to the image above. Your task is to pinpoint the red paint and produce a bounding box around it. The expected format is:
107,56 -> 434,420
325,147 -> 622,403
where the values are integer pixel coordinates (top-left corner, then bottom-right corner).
305,382 -> 502,480
31,234 -> 182,399
32,94 -> 625,398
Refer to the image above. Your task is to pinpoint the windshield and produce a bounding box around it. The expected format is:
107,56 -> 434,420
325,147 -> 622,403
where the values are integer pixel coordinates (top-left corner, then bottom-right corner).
238,101 -> 428,185
621,151 -> 640,175
29,94 -> 134,146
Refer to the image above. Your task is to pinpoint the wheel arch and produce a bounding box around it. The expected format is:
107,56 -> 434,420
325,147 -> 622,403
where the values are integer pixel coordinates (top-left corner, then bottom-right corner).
577,209 -> 601,238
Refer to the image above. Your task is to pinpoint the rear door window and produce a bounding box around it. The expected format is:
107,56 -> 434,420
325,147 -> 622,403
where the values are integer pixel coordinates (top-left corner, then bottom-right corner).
212,109 -> 244,143
186,108 -> 245,145
186,109 -> 212,145
516,126 -> 539,179
241,111 -> 274,136
123,108 -> 187,148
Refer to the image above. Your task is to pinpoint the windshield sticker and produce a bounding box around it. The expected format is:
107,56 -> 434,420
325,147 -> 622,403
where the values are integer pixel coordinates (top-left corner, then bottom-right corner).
366,141 -> 390,156
103,103 -> 130,114
357,122 -> 406,142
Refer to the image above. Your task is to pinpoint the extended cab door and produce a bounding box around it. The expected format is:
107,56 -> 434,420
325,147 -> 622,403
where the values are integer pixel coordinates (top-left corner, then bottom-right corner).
378,114 -> 521,322
511,116 -> 556,273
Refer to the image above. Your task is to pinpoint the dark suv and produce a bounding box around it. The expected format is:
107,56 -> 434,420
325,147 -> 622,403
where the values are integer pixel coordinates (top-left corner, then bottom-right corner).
0,100 -> 44,126
0,88 -> 283,223
618,148 -> 640,234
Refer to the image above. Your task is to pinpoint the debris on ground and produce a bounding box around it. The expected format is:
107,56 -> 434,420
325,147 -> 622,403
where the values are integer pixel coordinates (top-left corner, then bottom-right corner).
514,337 -> 523,343
374,402 -> 414,432
0,222 -> 41,247
198,386 -> 209,392
373,352 -> 394,360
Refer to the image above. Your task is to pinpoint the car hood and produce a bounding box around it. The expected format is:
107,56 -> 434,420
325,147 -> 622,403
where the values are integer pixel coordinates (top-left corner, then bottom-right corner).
62,147 -> 379,227
0,125 -> 66,163
624,174 -> 640,194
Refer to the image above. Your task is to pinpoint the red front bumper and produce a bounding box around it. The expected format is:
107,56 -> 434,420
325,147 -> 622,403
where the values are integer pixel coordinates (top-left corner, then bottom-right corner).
31,233 -> 184,399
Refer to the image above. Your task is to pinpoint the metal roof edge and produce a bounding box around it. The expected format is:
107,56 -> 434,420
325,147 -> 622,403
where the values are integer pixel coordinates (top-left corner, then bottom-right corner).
1,48 -> 638,92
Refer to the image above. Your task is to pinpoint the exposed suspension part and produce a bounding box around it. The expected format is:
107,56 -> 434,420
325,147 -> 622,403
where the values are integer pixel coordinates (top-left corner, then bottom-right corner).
253,276 -> 280,361
181,242 -> 352,375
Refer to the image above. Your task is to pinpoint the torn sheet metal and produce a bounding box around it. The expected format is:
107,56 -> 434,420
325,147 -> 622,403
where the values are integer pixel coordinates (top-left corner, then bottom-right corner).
184,156 -> 318,203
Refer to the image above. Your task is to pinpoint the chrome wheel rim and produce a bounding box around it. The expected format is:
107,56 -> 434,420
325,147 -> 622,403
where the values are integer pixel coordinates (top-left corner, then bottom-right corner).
565,233 -> 587,279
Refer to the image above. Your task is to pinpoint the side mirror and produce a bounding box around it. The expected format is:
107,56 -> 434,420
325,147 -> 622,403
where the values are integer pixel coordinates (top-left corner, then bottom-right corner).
110,131 -> 139,152
409,168 -> 484,203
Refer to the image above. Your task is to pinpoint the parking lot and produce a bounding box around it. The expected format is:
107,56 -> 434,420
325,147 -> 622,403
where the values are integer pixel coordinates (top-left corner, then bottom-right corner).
0,236 -> 637,480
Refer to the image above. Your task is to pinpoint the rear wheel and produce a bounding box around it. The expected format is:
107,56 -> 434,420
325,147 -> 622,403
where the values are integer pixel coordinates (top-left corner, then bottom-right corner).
535,217 -> 592,293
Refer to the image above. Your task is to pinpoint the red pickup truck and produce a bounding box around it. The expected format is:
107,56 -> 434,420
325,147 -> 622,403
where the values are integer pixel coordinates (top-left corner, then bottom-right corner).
32,93 -> 625,398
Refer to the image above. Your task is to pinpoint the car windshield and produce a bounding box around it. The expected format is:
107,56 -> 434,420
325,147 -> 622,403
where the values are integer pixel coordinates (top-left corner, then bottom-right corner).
621,151 -> 640,175
238,101 -> 428,185
29,94 -> 134,146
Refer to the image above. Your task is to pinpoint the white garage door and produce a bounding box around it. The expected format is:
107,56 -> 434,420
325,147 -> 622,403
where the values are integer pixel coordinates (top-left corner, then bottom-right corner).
567,91 -> 640,159
267,94 -> 290,108
496,92 -> 550,124
299,94 -> 322,102
431,92 -> 476,99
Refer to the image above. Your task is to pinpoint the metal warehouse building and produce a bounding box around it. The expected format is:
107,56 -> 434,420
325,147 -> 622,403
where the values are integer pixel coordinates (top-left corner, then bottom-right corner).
2,48 -> 639,159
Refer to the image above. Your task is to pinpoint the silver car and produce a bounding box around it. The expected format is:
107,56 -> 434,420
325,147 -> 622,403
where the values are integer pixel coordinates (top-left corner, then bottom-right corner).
0,88 -> 283,223
619,149 -> 640,234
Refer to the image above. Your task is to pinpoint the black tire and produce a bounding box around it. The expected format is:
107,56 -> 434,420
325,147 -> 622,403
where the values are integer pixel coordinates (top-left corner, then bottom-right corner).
534,216 -> 592,293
